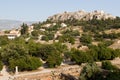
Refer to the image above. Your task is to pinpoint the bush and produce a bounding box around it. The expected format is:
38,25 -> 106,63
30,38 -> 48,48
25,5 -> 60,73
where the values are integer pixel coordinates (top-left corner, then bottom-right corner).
46,51 -> 62,68
9,56 -> 42,71
0,61 -> 3,71
102,61 -> 119,70
59,34 -> 75,44
0,36 -> 10,46
79,63 -> 100,80
70,49 -> 93,65
31,30 -> 39,37
80,34 -> 92,45
41,35 -> 49,41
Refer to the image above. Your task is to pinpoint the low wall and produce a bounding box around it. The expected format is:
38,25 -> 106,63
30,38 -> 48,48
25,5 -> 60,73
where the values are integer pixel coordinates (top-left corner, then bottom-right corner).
12,58 -> 120,80
13,65 -> 81,80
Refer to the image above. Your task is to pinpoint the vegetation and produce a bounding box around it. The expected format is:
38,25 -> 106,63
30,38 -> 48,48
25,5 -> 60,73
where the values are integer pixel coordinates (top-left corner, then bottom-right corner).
102,61 -> 119,70
61,29 -> 80,37
31,30 -> 39,38
58,34 -> 75,44
0,42 -> 42,71
46,51 -> 62,68
46,23 -> 61,31
56,28 -> 80,44
80,34 -> 92,45
94,32 -> 120,40
68,49 -> 93,65
20,23 -> 29,35
41,32 -> 54,41
79,63 -> 100,80
64,43 -> 120,65
62,17 -> 120,32
8,56 -> 42,71
0,16 -> 120,75
0,36 -> 10,46
0,39 -> 43,72
79,62 -> 120,80
0,60 -> 3,71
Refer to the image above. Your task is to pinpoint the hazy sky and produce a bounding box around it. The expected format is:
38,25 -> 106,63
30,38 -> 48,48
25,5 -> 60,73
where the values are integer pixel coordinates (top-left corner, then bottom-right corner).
0,0 -> 119,21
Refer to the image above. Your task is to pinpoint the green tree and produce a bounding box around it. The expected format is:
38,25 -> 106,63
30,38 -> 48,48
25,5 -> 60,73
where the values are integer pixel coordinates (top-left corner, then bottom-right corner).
9,56 -> 42,71
97,44 -> 112,60
106,70 -> 120,80
0,36 -> 10,46
41,35 -> 49,41
31,30 -> 39,37
79,63 -> 100,80
0,61 -> 3,71
79,62 -> 120,80
21,23 -> 28,35
70,49 -> 93,65
27,40 -> 40,56
36,44 -> 56,60
59,34 -> 75,44
0,43 -> 28,64
102,61 -> 119,70
46,51 -> 62,68
80,34 -> 92,45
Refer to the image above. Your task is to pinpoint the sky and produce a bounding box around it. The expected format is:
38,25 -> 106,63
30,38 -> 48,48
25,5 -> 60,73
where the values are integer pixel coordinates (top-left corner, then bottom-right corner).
0,0 -> 120,21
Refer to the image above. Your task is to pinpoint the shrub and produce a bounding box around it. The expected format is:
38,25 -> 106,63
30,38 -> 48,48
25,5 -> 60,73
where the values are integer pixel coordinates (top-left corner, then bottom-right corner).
0,61 -> 3,71
8,56 -> 42,71
102,61 -> 119,70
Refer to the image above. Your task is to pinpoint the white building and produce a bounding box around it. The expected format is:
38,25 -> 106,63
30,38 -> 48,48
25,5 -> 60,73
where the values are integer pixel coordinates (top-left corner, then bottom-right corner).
7,30 -> 21,39
61,23 -> 67,27
0,29 -> 21,39
28,26 -> 34,33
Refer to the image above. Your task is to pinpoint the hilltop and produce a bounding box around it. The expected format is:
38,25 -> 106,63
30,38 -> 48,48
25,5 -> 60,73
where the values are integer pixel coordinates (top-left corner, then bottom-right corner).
48,10 -> 116,22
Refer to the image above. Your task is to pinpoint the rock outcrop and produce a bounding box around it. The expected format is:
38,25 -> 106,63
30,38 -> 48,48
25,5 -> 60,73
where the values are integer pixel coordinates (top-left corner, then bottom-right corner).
48,10 -> 116,22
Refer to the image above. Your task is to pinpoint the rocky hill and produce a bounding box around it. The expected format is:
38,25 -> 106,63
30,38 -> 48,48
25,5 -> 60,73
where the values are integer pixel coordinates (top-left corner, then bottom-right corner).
48,10 -> 116,22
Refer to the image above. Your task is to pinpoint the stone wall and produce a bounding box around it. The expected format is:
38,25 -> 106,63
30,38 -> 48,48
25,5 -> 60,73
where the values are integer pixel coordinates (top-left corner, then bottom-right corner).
12,58 -> 120,80
13,65 -> 81,80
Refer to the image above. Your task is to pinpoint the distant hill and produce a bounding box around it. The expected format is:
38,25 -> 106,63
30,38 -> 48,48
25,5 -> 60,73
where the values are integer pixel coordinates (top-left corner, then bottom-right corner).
0,19 -> 36,30
48,10 -> 116,22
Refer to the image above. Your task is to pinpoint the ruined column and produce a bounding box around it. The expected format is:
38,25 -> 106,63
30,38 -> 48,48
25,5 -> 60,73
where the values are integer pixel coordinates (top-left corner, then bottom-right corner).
15,66 -> 18,75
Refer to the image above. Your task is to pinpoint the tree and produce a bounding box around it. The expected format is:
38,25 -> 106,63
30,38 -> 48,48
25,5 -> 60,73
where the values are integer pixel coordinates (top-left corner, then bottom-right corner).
21,23 -> 28,35
88,48 -> 98,61
46,51 -> 62,68
41,31 -> 54,41
41,35 -> 49,41
0,36 -> 10,46
79,63 -> 100,80
59,34 -> 75,44
97,44 -> 112,60
80,34 -> 92,45
106,70 -> 120,80
31,43 -> 64,68
0,61 -> 3,71
79,61 -> 120,80
27,40 -> 41,56
102,61 -> 119,70
8,56 -> 42,71
0,43 -> 28,64
70,49 -> 93,65
31,30 -> 39,37
52,42 -> 67,53
36,44 -> 55,60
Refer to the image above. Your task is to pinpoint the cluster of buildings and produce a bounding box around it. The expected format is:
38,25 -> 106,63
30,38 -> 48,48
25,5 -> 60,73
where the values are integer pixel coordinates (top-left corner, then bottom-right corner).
0,29 -> 21,39
0,26 -> 34,39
